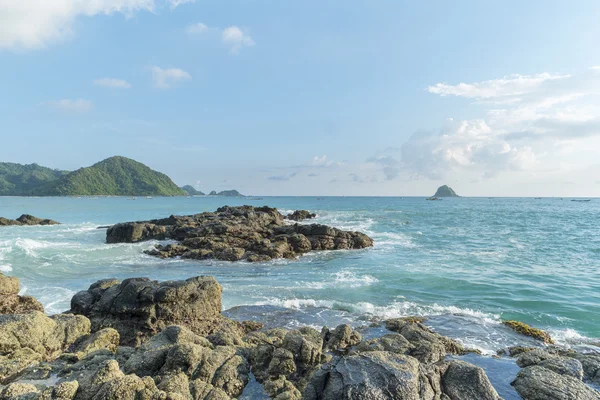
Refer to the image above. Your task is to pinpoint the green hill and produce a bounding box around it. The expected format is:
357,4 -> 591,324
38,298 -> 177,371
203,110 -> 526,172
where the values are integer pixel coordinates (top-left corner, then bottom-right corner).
181,185 -> 205,196
31,156 -> 185,196
0,162 -> 68,196
433,185 -> 459,197
208,189 -> 244,197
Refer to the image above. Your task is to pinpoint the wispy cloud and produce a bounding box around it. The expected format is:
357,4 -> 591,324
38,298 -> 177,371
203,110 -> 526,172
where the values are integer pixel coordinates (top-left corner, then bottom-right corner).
150,66 -> 191,89
186,22 -> 208,34
93,78 -> 132,89
45,99 -> 94,113
427,73 -> 570,101
222,26 -> 255,54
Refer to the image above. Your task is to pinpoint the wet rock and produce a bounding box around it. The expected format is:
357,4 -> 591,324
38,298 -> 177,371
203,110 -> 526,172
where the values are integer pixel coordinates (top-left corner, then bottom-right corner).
516,349 -> 556,368
0,273 -> 44,315
439,360 -> 501,400
572,353 -> 600,383
304,351 -> 421,400
512,365 -> 600,400
285,210 -> 317,221
538,357 -> 584,380
503,320 -> 554,344
69,276 -> 231,346
0,215 -> 60,227
105,206 -> 373,262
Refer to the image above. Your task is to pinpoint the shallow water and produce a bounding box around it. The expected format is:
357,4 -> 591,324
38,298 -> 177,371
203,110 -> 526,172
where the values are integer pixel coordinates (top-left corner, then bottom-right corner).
0,196 -> 599,355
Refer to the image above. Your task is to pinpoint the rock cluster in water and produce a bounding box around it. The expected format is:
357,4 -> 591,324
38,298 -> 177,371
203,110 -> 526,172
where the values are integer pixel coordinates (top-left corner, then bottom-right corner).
0,214 -> 60,226
106,206 -> 373,262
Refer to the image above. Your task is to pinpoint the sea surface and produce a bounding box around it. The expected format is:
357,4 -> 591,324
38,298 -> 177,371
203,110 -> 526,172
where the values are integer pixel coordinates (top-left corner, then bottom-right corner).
1,196 -> 599,361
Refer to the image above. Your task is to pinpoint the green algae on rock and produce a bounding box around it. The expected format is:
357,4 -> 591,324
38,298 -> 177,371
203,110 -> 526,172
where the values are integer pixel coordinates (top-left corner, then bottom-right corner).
503,320 -> 555,344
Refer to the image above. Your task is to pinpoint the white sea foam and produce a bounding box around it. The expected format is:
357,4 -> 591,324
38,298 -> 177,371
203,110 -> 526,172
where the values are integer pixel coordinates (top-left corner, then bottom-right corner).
373,232 -> 417,249
304,271 -> 379,289
0,264 -> 12,272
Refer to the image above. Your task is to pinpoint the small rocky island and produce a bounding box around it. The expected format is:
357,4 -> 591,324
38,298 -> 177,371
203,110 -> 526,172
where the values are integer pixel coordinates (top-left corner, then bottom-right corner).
433,185 -> 459,197
1,271 -> 598,400
106,206 -> 373,262
0,214 -> 59,226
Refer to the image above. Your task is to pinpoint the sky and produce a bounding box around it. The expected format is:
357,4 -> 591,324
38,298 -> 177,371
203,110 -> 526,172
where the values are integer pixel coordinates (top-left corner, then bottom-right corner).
2,0 -> 600,196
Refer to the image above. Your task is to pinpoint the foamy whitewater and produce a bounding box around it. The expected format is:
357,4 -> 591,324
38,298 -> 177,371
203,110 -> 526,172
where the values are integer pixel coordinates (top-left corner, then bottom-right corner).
1,196 -> 599,360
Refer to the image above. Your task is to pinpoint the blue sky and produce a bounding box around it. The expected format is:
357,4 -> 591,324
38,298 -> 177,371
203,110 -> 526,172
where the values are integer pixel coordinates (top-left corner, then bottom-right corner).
2,0 -> 600,196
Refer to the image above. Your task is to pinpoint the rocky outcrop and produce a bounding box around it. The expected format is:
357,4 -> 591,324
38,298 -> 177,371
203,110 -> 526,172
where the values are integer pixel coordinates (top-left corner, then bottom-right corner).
105,206 -> 373,262
0,273 -> 44,315
0,215 -> 59,226
0,312 -> 90,382
69,276 -> 241,347
433,185 -> 459,197
509,347 -> 600,399
285,210 -> 317,221
6,274 -> 587,400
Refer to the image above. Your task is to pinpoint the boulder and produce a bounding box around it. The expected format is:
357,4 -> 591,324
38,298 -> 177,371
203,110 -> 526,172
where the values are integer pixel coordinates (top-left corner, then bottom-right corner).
322,324 -> 362,352
0,312 -> 90,382
69,276 -> 234,346
304,351 -> 422,400
512,365 -> 600,400
0,273 -> 44,315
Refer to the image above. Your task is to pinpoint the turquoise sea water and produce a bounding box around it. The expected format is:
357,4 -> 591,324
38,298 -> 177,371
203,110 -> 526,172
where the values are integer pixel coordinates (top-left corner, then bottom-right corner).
1,196 -> 599,356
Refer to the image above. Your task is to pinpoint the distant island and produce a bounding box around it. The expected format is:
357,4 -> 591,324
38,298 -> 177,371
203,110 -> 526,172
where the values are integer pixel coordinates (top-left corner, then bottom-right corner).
0,156 -> 185,196
433,185 -> 459,197
209,189 -> 244,197
180,185 -> 205,196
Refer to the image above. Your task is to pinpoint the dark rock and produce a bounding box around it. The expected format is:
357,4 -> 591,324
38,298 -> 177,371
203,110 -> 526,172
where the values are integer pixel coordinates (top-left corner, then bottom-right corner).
0,214 -> 59,226
105,206 -> 373,262
285,210 -> 317,221
69,276 -> 239,346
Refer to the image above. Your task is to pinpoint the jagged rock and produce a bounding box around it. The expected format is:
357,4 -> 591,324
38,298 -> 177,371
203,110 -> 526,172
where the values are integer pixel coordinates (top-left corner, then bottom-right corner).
63,328 -> 120,361
105,206 -> 373,262
0,273 -> 44,315
354,333 -> 413,355
384,318 -> 464,363
285,210 -> 317,221
537,357 -> 584,380
0,215 -> 60,227
0,312 -> 90,382
264,376 -> 302,400
69,276 -> 238,346
512,365 -> 600,400
572,353 -> 600,383
322,325 -> 362,352
304,351 -> 422,400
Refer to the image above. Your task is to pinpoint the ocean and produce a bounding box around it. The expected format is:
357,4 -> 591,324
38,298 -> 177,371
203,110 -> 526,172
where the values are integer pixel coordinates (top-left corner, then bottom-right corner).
1,195 -> 599,360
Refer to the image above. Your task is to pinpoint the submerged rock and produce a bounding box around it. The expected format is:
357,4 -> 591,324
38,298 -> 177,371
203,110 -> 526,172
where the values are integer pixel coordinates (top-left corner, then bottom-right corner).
502,320 -> 554,344
105,206 -> 373,262
0,214 -> 59,226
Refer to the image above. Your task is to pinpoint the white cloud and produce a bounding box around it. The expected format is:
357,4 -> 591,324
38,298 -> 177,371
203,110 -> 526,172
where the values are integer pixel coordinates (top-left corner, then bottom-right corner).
399,119 -> 537,179
93,78 -> 132,89
427,73 -> 570,100
186,22 -> 208,34
222,26 -> 254,54
46,98 -> 93,113
0,0 -> 194,49
150,66 -> 191,89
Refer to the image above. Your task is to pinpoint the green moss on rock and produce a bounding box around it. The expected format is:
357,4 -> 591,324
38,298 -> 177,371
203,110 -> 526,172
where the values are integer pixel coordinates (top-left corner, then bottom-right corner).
502,320 -> 554,344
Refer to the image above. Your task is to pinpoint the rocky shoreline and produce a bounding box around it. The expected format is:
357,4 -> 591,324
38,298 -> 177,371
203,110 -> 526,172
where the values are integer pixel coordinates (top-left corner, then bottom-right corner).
105,206 -> 373,262
0,272 -> 599,399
